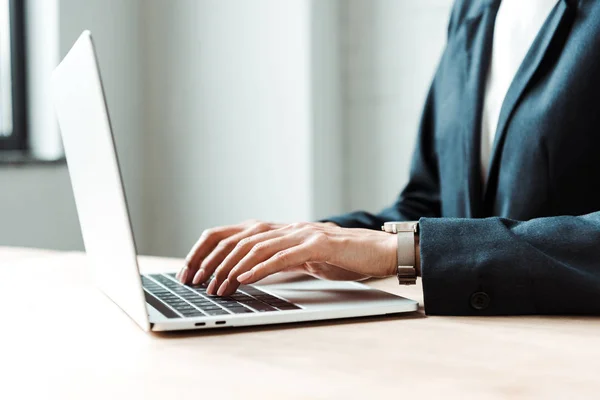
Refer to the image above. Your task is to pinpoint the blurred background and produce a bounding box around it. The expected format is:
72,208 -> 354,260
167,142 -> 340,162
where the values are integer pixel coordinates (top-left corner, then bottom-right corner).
0,0 -> 452,257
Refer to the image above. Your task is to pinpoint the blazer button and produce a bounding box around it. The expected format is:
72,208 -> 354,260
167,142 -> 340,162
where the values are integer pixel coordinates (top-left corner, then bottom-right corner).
470,292 -> 490,311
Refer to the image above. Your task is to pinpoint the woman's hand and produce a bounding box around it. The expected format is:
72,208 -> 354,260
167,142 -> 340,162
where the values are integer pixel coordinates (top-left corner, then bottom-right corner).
178,220 -> 398,297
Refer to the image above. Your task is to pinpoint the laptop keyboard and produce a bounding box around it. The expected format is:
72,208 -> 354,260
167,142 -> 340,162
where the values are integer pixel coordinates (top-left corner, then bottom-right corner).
142,273 -> 301,318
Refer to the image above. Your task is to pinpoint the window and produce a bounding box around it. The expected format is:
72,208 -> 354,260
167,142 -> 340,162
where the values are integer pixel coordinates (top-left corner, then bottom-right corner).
0,0 -> 27,152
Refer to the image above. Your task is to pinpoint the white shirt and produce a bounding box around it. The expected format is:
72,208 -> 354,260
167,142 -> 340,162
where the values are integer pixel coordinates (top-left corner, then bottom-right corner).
480,0 -> 559,181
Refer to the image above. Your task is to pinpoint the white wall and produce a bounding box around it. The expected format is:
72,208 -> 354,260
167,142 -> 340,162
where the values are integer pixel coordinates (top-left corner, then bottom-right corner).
141,0 -> 318,256
340,0 -> 453,213
310,1 -> 343,220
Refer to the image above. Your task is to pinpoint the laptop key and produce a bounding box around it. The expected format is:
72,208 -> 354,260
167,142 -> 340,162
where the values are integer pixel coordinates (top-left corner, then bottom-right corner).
190,300 -> 213,305
182,310 -> 205,317
244,301 -> 277,312
231,294 -> 253,302
222,299 -> 240,304
254,296 -> 282,303
228,307 -> 255,314
274,304 -> 301,310
220,302 -> 242,308
192,302 -> 214,308
210,296 -> 233,302
160,294 -> 181,300
201,306 -> 223,311
238,285 -> 265,295
205,309 -> 230,316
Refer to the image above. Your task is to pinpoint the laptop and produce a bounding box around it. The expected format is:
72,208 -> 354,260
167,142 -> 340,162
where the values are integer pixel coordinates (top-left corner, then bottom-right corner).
51,31 -> 418,332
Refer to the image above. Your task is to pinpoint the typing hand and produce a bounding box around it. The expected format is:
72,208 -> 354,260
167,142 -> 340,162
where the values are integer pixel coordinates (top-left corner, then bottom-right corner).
178,221 -> 397,297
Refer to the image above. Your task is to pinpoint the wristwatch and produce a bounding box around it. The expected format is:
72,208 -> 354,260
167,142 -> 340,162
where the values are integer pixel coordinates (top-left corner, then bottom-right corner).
381,221 -> 419,285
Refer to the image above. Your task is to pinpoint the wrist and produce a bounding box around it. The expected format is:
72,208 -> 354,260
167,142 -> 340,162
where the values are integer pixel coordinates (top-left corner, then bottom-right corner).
385,233 -> 399,277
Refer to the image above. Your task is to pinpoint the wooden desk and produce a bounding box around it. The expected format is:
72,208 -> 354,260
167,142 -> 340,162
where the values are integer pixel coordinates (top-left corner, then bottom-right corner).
1,247 -> 599,399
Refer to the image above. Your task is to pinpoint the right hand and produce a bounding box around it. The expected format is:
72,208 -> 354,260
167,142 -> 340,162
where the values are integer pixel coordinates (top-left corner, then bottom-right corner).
177,220 -> 370,293
177,220 -> 286,285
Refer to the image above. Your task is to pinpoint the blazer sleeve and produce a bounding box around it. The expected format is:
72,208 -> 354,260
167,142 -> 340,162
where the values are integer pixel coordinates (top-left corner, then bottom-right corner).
420,212 -> 600,315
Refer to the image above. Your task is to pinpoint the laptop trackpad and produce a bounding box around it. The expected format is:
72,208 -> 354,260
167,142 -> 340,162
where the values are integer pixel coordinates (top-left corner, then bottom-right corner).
253,272 -> 404,310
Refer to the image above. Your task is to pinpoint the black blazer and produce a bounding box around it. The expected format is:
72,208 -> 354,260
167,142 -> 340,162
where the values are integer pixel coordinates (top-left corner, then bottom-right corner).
326,0 -> 600,315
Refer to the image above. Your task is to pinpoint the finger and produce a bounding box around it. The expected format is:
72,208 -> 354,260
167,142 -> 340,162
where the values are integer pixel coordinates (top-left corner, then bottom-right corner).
207,227 -> 293,295
192,222 -> 272,284
237,242 -> 316,285
212,225 -> 321,293
179,224 -> 244,284
217,235 -> 303,296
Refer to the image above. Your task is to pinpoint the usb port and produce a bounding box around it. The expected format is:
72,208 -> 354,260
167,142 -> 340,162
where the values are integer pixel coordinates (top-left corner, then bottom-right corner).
215,321 -> 226,325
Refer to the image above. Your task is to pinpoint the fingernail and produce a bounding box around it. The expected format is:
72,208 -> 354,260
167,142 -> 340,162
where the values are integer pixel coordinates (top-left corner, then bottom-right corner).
237,270 -> 254,283
207,279 -> 218,295
180,267 -> 189,283
192,269 -> 205,285
217,279 -> 229,296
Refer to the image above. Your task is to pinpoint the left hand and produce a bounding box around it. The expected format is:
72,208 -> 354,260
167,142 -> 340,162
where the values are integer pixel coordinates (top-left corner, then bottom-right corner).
183,222 -> 398,297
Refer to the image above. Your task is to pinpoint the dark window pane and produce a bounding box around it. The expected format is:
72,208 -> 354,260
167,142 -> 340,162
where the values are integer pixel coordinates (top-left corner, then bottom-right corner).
0,0 -> 13,138
0,0 -> 27,151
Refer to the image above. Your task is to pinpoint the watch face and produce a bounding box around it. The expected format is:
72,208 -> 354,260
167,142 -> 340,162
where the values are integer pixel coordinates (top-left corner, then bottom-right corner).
383,221 -> 418,233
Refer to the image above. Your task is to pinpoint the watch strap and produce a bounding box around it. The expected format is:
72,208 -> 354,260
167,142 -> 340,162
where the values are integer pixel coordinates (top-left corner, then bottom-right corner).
382,221 -> 418,285
396,231 -> 417,285
396,230 -> 415,267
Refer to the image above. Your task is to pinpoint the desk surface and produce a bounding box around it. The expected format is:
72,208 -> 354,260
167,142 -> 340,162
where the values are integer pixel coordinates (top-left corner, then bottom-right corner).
1,247 -> 599,399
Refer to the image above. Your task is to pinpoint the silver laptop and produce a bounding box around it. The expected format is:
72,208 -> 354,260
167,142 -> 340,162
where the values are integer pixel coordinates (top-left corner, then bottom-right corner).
51,31 -> 418,332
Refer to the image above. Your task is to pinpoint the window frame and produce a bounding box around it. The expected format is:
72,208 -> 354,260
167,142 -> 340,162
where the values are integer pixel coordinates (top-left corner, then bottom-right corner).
0,0 -> 28,152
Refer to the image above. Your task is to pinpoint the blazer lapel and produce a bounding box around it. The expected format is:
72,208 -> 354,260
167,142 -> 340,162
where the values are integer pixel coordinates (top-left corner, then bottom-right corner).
482,0 -> 575,204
